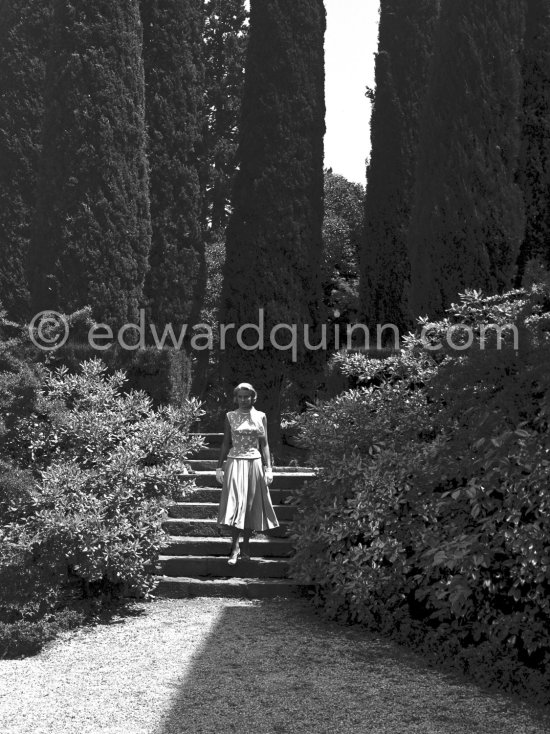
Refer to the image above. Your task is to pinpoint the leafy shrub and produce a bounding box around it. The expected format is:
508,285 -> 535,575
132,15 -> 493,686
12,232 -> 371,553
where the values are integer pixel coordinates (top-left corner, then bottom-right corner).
1,357 -> 205,607
289,285 -> 550,705
0,303 -> 43,446
0,460 -> 37,525
0,307 -> 205,655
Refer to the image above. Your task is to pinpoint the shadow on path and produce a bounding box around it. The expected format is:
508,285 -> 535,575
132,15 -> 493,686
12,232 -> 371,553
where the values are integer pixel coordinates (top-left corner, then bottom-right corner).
157,599 -> 550,734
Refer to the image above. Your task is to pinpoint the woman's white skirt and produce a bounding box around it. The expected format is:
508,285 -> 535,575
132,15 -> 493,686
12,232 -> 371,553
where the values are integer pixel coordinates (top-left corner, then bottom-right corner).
217,457 -> 279,531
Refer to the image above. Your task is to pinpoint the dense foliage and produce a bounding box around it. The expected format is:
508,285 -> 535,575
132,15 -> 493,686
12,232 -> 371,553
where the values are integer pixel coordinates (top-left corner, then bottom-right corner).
28,0 -> 151,329
516,0 -> 550,283
322,170 -> 364,327
191,235 -> 226,412
407,0 -> 525,319
220,0 -> 326,445
202,0 -> 248,234
0,314 -> 204,654
141,0 -> 206,335
290,285 -> 550,703
0,305 -> 43,519
0,0 -> 53,322
360,0 -> 439,333
2,357 -> 203,588
0,0 -> 248,345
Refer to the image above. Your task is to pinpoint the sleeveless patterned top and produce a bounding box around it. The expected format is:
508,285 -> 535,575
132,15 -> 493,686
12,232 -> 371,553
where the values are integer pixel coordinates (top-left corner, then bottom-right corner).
227,408 -> 265,459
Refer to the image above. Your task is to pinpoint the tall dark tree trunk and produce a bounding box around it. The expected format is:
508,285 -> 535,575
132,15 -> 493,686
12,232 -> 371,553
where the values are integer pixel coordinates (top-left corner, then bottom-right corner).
220,0 -> 325,456
360,0 -> 440,335
515,0 -> 550,284
141,0 -> 206,338
407,0 -> 525,319
0,1 -> 53,322
29,0 -> 151,330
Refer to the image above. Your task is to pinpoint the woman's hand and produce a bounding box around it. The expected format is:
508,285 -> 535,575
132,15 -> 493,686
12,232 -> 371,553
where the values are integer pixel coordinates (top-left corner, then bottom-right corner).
264,467 -> 273,485
216,468 -> 224,485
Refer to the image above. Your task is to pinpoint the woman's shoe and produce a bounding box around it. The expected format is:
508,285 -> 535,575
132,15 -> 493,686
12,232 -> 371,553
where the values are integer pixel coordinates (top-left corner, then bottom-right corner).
228,549 -> 240,565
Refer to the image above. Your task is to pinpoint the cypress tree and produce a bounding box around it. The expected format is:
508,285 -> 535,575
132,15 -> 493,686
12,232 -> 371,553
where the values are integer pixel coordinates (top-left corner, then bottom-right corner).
360,0 -> 440,335
407,1 -> 525,319
203,0 -> 248,234
516,0 -> 550,283
140,0 -> 206,335
29,0 -> 151,329
0,1 -> 53,322
220,0 -> 325,448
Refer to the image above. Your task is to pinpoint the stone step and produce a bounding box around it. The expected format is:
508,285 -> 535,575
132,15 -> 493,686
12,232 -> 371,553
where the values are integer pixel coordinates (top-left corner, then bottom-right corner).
192,446 -> 220,460
167,502 -> 297,521
162,536 -> 292,557
159,554 -> 289,579
186,459 -> 222,471
153,576 -> 308,599
192,471 -> 314,489
163,518 -> 290,538
187,486 -> 298,505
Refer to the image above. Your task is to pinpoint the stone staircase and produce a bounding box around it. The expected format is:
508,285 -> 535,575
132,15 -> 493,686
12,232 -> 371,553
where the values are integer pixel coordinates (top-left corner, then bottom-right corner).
154,432 -> 315,599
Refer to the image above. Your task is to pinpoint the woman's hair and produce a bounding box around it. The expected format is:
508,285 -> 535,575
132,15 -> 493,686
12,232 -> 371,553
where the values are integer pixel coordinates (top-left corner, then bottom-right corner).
233,382 -> 257,404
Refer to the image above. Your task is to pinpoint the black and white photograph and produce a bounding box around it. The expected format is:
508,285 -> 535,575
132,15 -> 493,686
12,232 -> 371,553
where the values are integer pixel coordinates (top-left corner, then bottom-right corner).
1,1 -> 550,732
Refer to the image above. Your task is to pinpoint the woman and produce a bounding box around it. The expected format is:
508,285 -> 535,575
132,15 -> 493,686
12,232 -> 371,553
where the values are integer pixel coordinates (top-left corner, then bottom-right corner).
216,382 -> 279,564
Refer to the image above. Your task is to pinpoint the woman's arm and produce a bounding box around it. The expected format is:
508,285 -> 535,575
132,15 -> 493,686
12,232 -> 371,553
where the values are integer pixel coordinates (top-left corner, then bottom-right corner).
217,415 -> 232,468
259,413 -> 271,469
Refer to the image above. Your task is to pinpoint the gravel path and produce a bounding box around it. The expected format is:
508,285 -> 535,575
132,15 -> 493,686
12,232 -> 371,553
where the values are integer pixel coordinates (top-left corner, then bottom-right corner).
1,597 -> 549,734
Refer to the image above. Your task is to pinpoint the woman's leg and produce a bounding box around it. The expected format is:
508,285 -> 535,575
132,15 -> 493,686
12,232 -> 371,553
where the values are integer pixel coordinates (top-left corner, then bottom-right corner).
228,526 -> 243,563
240,529 -> 252,558
230,526 -> 242,552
